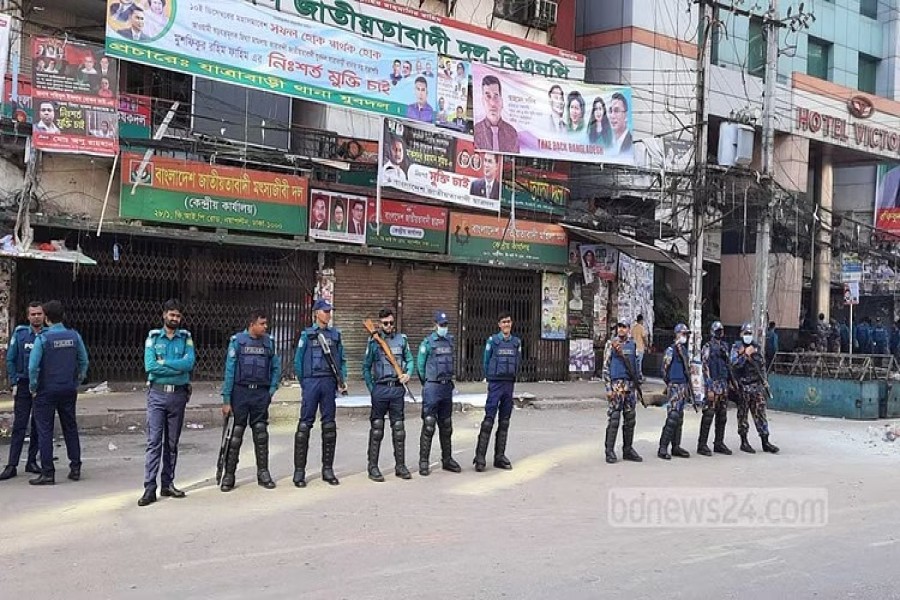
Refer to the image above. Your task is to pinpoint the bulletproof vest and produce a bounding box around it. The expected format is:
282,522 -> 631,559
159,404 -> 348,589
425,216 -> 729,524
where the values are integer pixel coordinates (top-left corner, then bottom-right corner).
303,327 -> 339,378
14,326 -> 39,380
706,339 -> 729,382
235,332 -> 273,386
37,328 -> 79,394
874,327 -> 888,344
486,334 -> 520,380
425,334 -> 454,381
666,345 -> 688,383
608,338 -> 635,380
733,342 -> 763,385
373,333 -> 405,383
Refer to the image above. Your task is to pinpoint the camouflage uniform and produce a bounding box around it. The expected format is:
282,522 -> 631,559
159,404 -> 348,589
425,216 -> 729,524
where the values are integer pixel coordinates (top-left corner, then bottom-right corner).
601,333 -> 642,463
730,337 -> 779,454
658,327 -> 693,460
699,331 -> 732,455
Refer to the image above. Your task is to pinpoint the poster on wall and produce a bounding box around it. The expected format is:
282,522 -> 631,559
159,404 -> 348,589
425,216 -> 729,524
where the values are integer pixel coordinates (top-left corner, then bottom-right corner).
616,254 -> 654,336
594,278 -> 610,343
541,273 -> 567,340
569,339 -> 594,374
435,55 -> 469,132
874,162 -> 900,234
580,244 -> 618,284
309,189 -> 368,244
567,273 -> 592,340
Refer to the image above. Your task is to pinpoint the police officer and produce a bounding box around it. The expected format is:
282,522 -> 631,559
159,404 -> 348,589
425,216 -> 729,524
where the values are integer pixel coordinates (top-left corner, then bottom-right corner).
0,301 -> 45,480
474,311 -> 522,472
815,313 -> 830,352
731,322 -> 779,454
698,322 -> 732,456
417,310 -> 461,476
28,300 -> 88,485
362,308 -> 413,482
293,299 -> 346,488
139,299 -> 196,506
872,317 -> 890,355
220,309 -> 281,492
855,317 -> 872,354
601,320 -> 642,464
659,323 -> 692,460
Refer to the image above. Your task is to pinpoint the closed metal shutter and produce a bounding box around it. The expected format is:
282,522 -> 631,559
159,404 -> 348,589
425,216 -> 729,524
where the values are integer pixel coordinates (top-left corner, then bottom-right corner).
333,259 -> 399,382
399,266 -> 461,379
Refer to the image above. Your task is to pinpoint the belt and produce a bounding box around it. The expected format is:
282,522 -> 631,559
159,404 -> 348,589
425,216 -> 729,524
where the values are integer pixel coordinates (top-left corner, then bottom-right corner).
236,384 -> 263,389
377,381 -> 402,387
427,379 -> 453,385
150,383 -> 188,393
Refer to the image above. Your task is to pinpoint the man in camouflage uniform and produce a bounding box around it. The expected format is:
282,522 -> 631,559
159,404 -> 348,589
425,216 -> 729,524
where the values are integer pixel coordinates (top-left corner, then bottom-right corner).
698,321 -> 732,456
601,321 -> 642,464
659,323 -> 693,460
731,322 -> 779,454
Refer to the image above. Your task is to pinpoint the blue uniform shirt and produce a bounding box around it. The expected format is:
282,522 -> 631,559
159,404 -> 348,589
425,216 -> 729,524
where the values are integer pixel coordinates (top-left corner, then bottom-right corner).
144,327 -> 195,386
293,323 -> 347,382
417,332 -> 455,384
6,324 -> 43,383
483,333 -> 522,381
28,323 -> 89,393
363,332 -> 413,393
222,329 -> 281,404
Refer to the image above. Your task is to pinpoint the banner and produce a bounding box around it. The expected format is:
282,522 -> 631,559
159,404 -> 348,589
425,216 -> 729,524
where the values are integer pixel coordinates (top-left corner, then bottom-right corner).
0,15 -> 11,103
31,37 -> 119,156
435,55 -> 469,132
569,339 -> 595,374
105,0 -> 437,120
471,63 -> 634,164
840,252 -> 862,283
118,93 -> 152,139
502,167 -> 569,214
380,118 -> 502,212
366,199 -> 448,253
119,153 -> 308,234
541,273 -> 567,340
580,244 -> 618,284
448,212 -> 567,266
567,273 -> 592,340
874,162 -> 900,234
309,189 -> 368,244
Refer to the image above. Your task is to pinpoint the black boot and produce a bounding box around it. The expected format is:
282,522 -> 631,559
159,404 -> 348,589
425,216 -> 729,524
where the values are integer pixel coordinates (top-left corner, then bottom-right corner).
740,433 -> 756,454
439,417 -> 462,473
68,465 -> 81,481
604,412 -> 620,464
221,425 -> 244,492
474,418 -> 494,472
321,422 -> 339,485
252,423 -> 276,489
621,409 -> 642,462
137,489 -> 157,507
760,434 -> 780,454
419,415 -> 436,476
658,413 -> 678,460
494,419 -> 512,470
671,416 -> 690,458
292,421 -> 310,488
25,460 -> 41,474
697,411 -> 713,456
0,465 -> 16,480
391,421 -> 411,479
29,472 -> 55,486
713,405 -> 732,454
367,419 -> 385,482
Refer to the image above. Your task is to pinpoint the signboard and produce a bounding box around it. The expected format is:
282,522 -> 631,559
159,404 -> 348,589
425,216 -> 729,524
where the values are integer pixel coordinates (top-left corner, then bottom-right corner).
471,63 -> 634,164
840,252 -> 862,283
435,55 -> 469,132
541,272 -> 567,340
308,189 -> 368,244
580,244 -> 618,284
380,118 -> 502,212
105,0 -> 437,120
502,169 -> 569,214
255,0 -> 586,80
31,37 -> 119,156
118,93 -> 152,139
119,153 -> 308,234
366,198 -> 448,253
447,212 -> 567,266
844,281 -> 859,306
874,163 -> 900,234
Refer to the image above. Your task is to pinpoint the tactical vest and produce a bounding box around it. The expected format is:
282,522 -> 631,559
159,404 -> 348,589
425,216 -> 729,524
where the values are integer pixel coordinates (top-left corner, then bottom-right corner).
235,333 -> 273,386
37,328 -> 80,394
303,327 -> 340,379
374,333 -> 405,383
733,342 -> 763,385
666,345 -> 688,383
706,340 -> 729,382
425,334 -> 454,382
13,326 -> 39,380
486,335 -> 521,381
608,338 -> 635,380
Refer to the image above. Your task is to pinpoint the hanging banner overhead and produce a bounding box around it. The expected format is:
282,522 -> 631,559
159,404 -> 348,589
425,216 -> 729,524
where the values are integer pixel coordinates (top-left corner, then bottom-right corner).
0,15 -> 11,101
380,118 -> 502,212
470,63 -> 634,164
447,212 -> 568,267
105,0 -> 437,120
118,93 -> 152,139
874,162 -> 900,235
435,55 -> 469,132
31,37 -> 119,156
366,198 -> 449,254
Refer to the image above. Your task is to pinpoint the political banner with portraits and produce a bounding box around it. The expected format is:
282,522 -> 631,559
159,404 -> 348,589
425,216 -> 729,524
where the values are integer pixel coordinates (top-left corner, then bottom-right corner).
380,118 -> 502,212
579,244 -> 618,284
435,55 -> 469,133
541,273 -> 568,340
105,0 -> 437,121
308,189 -> 368,245
31,37 -> 119,156
471,63 -> 634,165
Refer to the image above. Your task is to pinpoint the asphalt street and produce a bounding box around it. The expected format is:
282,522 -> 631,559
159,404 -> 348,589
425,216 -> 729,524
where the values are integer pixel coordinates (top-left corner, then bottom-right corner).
1,407 -> 899,599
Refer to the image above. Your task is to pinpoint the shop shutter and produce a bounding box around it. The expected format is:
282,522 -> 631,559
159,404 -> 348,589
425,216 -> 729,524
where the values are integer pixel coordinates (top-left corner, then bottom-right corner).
333,258 -> 399,382
399,265 -> 461,375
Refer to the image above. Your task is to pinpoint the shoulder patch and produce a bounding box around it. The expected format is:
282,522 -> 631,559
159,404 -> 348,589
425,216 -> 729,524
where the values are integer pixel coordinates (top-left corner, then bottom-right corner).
228,346 -> 236,358
14,324 -> 28,332
180,329 -> 192,338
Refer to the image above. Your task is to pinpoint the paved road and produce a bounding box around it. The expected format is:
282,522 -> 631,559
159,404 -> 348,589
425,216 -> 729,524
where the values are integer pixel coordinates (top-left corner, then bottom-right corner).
1,407 -> 899,599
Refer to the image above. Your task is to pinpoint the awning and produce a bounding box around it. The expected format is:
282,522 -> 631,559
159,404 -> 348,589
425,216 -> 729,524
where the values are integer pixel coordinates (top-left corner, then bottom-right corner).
0,247 -> 97,265
562,224 -> 689,274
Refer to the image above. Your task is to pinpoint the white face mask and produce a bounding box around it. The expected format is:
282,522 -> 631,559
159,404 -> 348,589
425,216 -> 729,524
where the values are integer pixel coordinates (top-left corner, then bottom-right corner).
436,326 -> 449,337
742,334 -> 753,344
677,335 -> 687,345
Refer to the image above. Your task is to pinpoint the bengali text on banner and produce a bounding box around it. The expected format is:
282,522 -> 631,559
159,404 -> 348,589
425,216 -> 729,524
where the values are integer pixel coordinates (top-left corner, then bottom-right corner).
367,198 -> 448,253
447,212 -> 568,267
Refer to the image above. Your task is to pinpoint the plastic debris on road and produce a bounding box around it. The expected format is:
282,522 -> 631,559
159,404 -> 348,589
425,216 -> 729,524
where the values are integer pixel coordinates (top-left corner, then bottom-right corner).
86,381 -> 110,394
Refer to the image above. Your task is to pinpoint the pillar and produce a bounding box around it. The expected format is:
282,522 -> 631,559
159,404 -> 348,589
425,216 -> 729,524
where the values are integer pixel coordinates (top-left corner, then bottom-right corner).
0,257 -> 16,388
815,148 -> 833,322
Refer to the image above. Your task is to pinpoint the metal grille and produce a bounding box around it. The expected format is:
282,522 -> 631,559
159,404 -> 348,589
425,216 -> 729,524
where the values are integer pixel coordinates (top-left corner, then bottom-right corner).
15,234 -> 315,382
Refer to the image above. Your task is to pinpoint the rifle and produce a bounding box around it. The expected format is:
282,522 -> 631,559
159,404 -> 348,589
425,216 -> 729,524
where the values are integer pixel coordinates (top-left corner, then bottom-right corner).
717,343 -> 740,392
674,342 -> 700,413
317,332 -> 348,396
611,340 -> 646,408
363,319 -> 418,403
745,348 -> 774,400
215,413 -> 235,490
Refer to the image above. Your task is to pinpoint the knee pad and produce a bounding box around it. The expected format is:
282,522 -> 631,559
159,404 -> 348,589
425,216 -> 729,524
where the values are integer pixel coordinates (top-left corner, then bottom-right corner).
422,415 -> 436,436
497,418 -> 510,431
229,425 -> 245,449
295,421 -> 311,441
439,417 -> 453,435
371,419 -> 385,441
322,421 -> 337,441
252,422 -> 268,443
391,420 -> 405,435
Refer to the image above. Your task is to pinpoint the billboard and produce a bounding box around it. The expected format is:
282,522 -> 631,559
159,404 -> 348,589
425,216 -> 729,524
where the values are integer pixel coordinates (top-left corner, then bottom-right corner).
309,189 -> 368,244
447,212 -> 567,267
874,163 -> 900,234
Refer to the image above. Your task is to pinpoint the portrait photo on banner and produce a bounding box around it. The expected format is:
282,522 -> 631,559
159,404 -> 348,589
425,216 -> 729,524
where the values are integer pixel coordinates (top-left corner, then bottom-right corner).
579,244 -> 618,284
308,189 -> 368,245
435,55 -> 470,133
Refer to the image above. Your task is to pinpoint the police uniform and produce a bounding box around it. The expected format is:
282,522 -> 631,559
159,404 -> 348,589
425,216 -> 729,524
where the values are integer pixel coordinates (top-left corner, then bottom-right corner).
416,311 -> 462,476
699,322 -> 732,456
1,324 -> 43,479
28,323 -> 89,484
292,303 -> 346,488
601,325 -> 642,463
221,329 -> 281,491
474,331 -> 522,471
658,324 -> 692,460
731,326 -> 779,454
363,329 -> 414,481
872,319 -> 889,355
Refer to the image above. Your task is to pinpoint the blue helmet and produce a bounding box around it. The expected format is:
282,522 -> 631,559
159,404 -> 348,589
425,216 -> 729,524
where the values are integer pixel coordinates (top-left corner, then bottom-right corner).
741,322 -> 753,334
674,323 -> 690,334
710,321 -> 724,335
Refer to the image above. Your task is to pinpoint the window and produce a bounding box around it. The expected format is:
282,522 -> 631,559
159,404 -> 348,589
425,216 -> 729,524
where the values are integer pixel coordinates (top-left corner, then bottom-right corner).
122,62 -> 193,131
858,54 -> 878,94
747,17 -> 765,76
860,0 -> 878,19
807,37 -> 831,81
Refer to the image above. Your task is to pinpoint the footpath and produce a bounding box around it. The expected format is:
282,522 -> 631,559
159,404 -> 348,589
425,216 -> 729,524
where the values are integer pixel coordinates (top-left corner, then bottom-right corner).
0,378 -> 668,436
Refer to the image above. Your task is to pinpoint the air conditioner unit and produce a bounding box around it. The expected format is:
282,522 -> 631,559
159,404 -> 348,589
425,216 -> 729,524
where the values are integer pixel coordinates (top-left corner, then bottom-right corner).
493,0 -> 532,26
530,0 -> 558,28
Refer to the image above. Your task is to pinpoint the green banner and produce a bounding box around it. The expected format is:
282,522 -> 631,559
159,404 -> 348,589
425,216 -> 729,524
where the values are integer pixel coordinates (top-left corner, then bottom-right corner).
366,198 -> 448,253
447,212 -> 568,266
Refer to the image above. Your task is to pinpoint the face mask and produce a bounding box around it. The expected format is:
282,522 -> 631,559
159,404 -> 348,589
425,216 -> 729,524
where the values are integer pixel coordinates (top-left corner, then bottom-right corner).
165,319 -> 181,330
677,335 -> 687,345
436,326 -> 449,337
714,330 -> 723,338
742,334 -> 753,344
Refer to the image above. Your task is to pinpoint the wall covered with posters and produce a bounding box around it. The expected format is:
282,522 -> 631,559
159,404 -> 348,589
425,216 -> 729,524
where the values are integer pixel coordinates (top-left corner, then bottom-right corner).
616,254 -> 654,336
